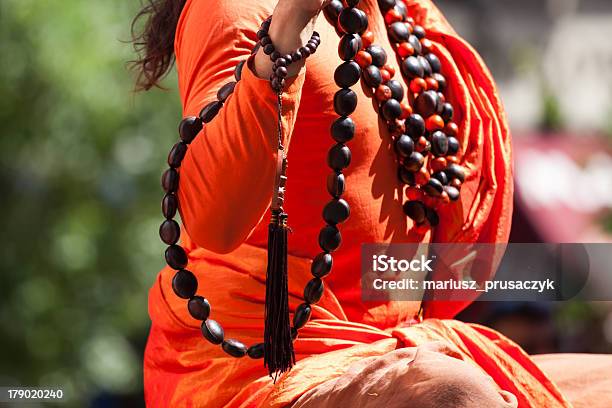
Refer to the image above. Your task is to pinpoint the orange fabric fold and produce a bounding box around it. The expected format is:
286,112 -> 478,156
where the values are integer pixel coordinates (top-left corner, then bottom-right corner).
143,0 -> 539,406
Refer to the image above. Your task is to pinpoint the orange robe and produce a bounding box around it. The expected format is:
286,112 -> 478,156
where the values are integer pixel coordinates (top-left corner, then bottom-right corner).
144,0 -> 569,406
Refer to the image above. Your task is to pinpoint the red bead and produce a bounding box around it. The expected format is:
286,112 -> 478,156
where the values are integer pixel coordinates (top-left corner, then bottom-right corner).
413,222 -> 430,234
398,42 -> 414,58
447,155 -> 460,164
400,101 -> 412,119
361,31 -> 374,49
440,191 -> 450,204
375,85 -> 393,102
422,195 -> 439,209
445,122 -> 459,136
430,157 -> 447,172
385,9 -> 403,25
355,50 -> 372,68
415,167 -> 430,185
410,78 -> 427,93
450,178 -> 462,189
383,64 -> 396,77
406,186 -> 423,201
380,68 -> 391,83
425,115 -> 445,131
425,77 -> 439,91
416,136 -> 428,151
421,38 -> 433,53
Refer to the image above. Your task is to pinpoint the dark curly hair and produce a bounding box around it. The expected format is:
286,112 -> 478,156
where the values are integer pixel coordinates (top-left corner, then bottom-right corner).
130,0 -> 187,91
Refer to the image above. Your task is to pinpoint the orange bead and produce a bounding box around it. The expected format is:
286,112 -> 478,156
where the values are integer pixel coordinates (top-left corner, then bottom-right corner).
383,64 -> 396,78
425,77 -> 439,91
398,42 -> 415,58
445,122 -> 459,136
361,31 -> 374,49
416,136 -> 428,151
420,38 -> 433,53
389,120 -> 405,135
399,101 -> 412,119
385,9 -> 403,25
406,186 -> 423,201
375,85 -> 392,101
355,50 -> 373,68
410,78 -> 427,93
425,115 -> 445,131
415,167 -> 430,185
450,178 -> 462,189
440,191 -> 450,204
380,68 -> 391,83
431,157 -> 447,172
447,156 -> 460,164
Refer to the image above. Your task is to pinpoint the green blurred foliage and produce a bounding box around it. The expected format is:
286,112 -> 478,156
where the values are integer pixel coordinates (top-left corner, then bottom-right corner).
0,0 -> 180,405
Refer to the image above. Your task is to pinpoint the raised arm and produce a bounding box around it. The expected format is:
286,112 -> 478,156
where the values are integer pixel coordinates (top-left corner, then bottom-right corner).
175,0 -> 328,253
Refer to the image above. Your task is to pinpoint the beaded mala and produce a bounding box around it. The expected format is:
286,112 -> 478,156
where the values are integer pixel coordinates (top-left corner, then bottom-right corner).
158,0 -> 466,378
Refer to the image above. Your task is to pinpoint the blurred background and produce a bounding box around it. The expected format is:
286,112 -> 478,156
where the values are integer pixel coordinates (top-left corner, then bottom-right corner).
0,0 -> 611,406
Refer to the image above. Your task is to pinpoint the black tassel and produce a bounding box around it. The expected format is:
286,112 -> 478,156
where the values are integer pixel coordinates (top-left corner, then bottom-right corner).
263,210 -> 295,381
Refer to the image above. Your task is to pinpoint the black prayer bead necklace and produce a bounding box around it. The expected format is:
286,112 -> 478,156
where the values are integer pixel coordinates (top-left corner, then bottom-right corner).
158,0 -> 466,368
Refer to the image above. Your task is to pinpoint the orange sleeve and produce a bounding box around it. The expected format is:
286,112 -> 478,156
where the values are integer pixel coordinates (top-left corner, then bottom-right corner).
175,0 -> 306,253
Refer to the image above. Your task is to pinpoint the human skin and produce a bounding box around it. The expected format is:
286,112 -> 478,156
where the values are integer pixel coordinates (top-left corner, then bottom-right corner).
253,0 -> 331,78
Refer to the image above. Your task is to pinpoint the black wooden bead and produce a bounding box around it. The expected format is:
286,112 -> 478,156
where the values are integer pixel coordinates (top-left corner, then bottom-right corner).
201,320 -> 224,345
446,163 -> 465,182
401,56 -> 424,79
366,45 -> 387,67
403,200 -> 426,223
319,225 -> 342,252
217,82 -> 236,102
291,49 -> 303,61
167,142 -> 187,168
407,114 -> 426,138
415,92 -> 437,118
431,131 -> 449,156
283,54 -> 293,63
293,303 -> 312,329
346,0 -> 360,7
311,252 -> 333,278
363,65 -> 382,88
398,167 -> 416,185
389,22 -> 410,43
432,73 -> 446,92
413,25 -> 426,39
263,44 -> 275,55
260,36 -> 272,47
334,61 -> 362,88
378,0 -> 395,11
387,80 -> 404,101
432,171 -> 448,185
447,136 -> 460,155
331,116 -> 355,143
327,172 -> 345,198
222,339 -> 247,358
178,116 -> 202,144
161,168 -> 179,193
256,30 -> 267,40
323,198 -> 350,225
425,53 -> 441,73
304,278 -> 324,304
395,2 -> 407,19
187,296 -> 210,320
291,327 -> 299,340
247,343 -> 265,359
382,99 -> 402,121
408,35 -> 422,55
425,207 -> 440,227
160,219 -> 181,245
271,77 -> 285,92
338,7 -> 368,34
199,100 -> 223,123
275,66 -> 288,78
325,0 -> 344,22
441,103 -> 453,122
338,34 -> 362,61
333,89 -> 358,116
418,55 -> 432,77
172,269 -> 197,299
436,93 -> 445,114
327,144 -> 352,171
404,151 -> 425,172
305,42 -> 317,54
166,245 -> 189,270
162,193 -> 178,219
423,178 -> 444,196
395,135 -> 414,158
444,185 -> 460,201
